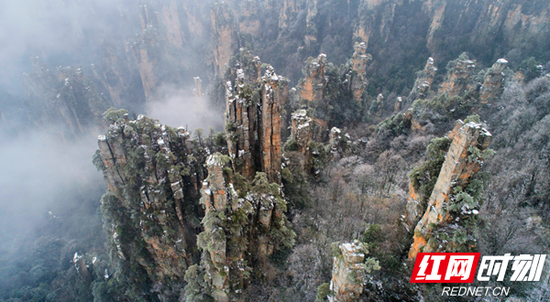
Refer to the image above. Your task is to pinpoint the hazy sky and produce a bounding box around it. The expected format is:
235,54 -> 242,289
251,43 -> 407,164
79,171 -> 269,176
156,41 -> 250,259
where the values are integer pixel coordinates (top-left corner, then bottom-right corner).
0,0 -> 133,94
0,0 -> 224,255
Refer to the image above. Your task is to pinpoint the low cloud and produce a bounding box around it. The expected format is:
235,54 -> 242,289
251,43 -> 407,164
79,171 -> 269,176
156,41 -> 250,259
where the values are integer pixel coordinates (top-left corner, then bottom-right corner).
0,128 -> 105,253
147,86 -> 225,133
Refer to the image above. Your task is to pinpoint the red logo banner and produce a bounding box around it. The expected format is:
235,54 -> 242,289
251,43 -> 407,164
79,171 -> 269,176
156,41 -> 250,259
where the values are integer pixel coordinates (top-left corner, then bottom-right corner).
411,253 -> 481,283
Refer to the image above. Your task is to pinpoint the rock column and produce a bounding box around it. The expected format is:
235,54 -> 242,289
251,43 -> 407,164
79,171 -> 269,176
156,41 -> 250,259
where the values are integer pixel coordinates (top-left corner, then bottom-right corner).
481,58 -> 508,103
409,121 -> 492,259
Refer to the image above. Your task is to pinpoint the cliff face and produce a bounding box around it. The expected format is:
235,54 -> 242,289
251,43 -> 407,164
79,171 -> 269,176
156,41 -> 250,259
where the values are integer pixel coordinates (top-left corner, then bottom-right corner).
211,2 -> 239,75
353,0 -> 387,48
131,8 -> 162,104
424,0 -> 550,59
91,43 -> 138,109
349,0 -> 550,100
225,49 -> 288,183
19,0 -> 550,126
278,0 -> 299,28
408,120 -> 492,259
96,112 -> 204,283
94,74 -> 295,299
123,0 -> 211,105
71,0 -> 549,113
23,57 -> 110,140
131,3 -> 179,104
235,0 -> 262,37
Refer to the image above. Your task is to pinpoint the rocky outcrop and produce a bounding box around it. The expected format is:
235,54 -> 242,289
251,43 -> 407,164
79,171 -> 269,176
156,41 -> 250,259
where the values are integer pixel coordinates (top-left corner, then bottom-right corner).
299,54 -> 327,102
96,113 -> 202,283
261,66 -> 288,183
409,57 -> 437,100
481,58 -> 508,103
404,121 -> 458,230
370,93 -> 384,116
409,121 -> 492,260
439,57 -> 476,97
198,153 -> 295,301
394,96 -> 403,112
329,127 -> 342,150
23,57 -> 110,139
287,109 -> 314,171
329,127 -> 351,152
95,105 -> 294,301
349,42 -> 372,102
290,109 -> 313,154
193,76 -> 203,97
329,241 -> 379,302
199,154 -> 240,302
330,242 -> 366,302
225,49 -> 288,183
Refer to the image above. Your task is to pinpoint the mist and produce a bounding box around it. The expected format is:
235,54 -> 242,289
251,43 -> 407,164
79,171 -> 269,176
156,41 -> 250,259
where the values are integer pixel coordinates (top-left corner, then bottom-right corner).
147,86 -> 225,133
0,127 -> 105,243
0,0 -> 218,288
0,0 -> 216,243
0,0 -> 132,95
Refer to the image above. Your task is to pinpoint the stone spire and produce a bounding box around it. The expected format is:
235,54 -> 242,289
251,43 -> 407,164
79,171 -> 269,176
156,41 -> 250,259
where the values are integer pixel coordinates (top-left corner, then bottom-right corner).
225,50 -> 288,183
350,42 -> 372,101
409,121 -> 492,260
409,57 -> 437,100
480,58 -> 508,103
300,54 -> 328,102
439,57 -> 476,97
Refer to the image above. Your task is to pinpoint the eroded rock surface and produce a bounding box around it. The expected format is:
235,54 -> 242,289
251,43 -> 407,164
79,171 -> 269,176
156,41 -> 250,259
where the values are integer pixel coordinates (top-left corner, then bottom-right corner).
198,153 -> 294,301
481,58 -> 508,103
299,54 -> 327,103
225,49 -> 288,183
409,57 -> 437,100
439,58 -> 476,97
409,121 -> 492,259
331,242 -> 365,302
349,42 -> 372,102
96,113 -> 202,283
